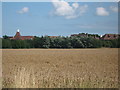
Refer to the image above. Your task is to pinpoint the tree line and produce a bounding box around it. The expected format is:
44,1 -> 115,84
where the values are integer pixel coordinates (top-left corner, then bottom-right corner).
1,35 -> 120,49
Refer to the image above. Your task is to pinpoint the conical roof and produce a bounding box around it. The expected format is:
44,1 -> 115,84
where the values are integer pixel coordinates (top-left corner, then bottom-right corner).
15,32 -> 21,37
14,30 -> 21,39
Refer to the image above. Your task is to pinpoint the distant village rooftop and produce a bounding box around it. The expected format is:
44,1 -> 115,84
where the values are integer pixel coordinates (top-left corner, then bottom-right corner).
9,29 -> 34,40
7,30 -> 120,40
71,33 -> 120,40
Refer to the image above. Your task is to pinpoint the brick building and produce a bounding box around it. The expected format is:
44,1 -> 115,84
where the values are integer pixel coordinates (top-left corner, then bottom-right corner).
9,29 -> 34,40
71,33 -> 120,40
101,34 -> 120,40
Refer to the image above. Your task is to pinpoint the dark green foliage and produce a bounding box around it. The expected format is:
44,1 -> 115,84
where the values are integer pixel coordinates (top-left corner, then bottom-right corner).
110,39 -> 119,48
2,39 -> 12,48
70,36 -> 84,48
33,36 -> 43,48
118,38 -> 120,48
0,38 -> 2,49
11,40 -> 31,48
2,36 -> 120,49
3,35 -> 9,39
101,38 -> 120,48
42,36 -> 50,48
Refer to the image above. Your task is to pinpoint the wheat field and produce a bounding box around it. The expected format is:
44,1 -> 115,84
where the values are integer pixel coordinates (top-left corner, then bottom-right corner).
2,48 -> 118,88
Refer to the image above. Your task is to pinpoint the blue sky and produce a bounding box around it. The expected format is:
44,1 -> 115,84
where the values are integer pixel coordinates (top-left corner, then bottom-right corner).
2,2 -> 118,37
0,1 -> 2,37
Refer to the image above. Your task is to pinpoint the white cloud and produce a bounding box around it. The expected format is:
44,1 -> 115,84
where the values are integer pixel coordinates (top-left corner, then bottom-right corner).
79,5 -> 88,15
96,7 -> 109,16
72,3 -> 79,9
51,0 -> 88,19
110,6 -> 118,12
18,7 -> 29,14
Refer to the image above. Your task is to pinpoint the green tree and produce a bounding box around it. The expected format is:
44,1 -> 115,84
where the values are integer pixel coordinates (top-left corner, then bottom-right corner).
42,36 -> 50,48
2,39 -> 12,48
70,36 -> 84,48
3,35 -> 9,39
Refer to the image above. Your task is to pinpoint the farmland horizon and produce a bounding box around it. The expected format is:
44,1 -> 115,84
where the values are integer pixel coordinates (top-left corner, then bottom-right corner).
1,1 -> 119,88
1,30 -> 119,37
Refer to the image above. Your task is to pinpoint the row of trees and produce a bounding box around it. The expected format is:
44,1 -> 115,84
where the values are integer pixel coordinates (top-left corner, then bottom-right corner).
2,36 -> 120,49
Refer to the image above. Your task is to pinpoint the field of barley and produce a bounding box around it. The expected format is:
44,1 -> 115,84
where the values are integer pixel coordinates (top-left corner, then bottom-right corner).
0,49 -> 2,89
2,48 -> 118,88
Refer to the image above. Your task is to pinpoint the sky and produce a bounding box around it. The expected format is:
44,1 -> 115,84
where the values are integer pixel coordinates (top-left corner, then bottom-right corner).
0,1 -> 2,37
2,1 -> 119,37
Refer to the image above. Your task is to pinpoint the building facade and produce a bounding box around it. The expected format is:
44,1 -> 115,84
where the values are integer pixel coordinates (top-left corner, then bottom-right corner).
101,34 -> 120,40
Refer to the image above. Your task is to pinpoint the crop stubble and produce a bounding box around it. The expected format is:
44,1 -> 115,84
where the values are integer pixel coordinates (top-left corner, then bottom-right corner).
2,48 -> 118,88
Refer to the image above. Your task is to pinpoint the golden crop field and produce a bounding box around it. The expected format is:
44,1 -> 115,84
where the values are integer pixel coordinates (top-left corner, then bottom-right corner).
2,48 -> 118,88
0,50 -> 2,89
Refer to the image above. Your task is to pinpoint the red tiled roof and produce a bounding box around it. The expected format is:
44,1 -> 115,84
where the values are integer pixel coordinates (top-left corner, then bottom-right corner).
102,34 -> 119,40
15,32 -> 21,37
20,36 -> 34,40
71,34 -> 80,36
9,31 -> 34,40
